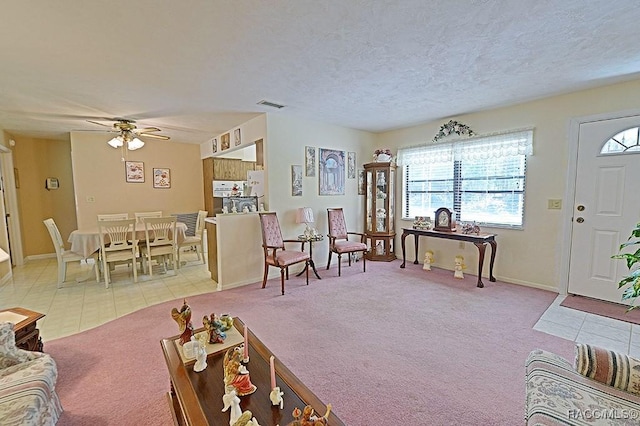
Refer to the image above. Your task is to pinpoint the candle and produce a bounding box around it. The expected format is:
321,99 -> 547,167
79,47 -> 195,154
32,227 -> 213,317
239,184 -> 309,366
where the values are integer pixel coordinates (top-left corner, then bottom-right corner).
270,355 -> 276,389
243,326 -> 249,360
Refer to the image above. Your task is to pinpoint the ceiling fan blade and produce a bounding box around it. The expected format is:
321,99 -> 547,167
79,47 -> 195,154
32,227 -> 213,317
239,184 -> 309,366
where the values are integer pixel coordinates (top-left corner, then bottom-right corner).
139,133 -> 170,140
136,127 -> 162,134
86,120 -> 114,128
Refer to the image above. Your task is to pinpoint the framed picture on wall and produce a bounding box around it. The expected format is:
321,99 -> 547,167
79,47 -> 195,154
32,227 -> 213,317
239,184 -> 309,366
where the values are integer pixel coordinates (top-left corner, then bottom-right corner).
319,148 -> 345,195
292,165 -> 302,196
212,138 -> 218,153
358,169 -> 365,195
125,161 -> 144,183
348,152 -> 356,178
221,133 -> 230,150
234,128 -> 241,146
305,146 -> 316,177
153,168 -> 171,189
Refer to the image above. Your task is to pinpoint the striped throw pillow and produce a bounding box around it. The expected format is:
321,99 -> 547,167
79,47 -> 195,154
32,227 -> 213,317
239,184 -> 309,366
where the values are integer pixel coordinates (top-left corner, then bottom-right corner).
575,343 -> 640,396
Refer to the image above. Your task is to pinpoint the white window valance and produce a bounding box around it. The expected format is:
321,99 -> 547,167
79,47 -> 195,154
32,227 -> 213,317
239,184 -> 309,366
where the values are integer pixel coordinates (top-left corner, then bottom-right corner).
398,129 -> 534,165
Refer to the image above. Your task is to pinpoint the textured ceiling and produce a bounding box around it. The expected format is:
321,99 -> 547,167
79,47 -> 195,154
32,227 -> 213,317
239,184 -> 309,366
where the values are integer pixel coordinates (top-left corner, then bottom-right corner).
1,1 -> 640,144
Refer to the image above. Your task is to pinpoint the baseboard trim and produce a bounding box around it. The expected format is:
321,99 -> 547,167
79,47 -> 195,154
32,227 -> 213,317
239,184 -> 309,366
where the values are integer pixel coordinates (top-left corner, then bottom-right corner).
25,253 -> 56,261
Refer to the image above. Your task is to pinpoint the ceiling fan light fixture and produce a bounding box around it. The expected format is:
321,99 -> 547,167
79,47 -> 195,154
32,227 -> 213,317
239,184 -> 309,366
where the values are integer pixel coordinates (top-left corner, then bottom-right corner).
107,136 -> 123,148
127,137 -> 145,150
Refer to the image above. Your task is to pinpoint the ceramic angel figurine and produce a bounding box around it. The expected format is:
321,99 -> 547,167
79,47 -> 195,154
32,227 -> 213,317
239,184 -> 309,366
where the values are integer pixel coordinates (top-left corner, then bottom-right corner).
423,250 -> 434,271
219,314 -> 234,331
193,336 -> 208,372
171,299 -> 194,345
233,411 -> 261,426
270,386 -> 284,409
286,404 -> 332,426
223,347 -> 257,396
222,387 -> 242,426
454,255 -> 465,279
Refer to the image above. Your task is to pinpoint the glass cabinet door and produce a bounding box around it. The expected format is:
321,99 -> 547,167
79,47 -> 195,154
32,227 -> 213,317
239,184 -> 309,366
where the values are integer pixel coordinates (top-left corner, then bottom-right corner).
375,170 -> 388,232
366,170 -> 373,233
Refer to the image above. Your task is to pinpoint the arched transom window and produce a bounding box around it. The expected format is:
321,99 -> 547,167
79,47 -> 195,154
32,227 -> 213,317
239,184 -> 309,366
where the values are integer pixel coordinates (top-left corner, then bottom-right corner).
601,127 -> 640,154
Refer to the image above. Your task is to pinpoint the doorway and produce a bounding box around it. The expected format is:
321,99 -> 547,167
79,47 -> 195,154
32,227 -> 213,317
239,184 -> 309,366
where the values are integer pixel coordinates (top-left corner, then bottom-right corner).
566,114 -> 640,303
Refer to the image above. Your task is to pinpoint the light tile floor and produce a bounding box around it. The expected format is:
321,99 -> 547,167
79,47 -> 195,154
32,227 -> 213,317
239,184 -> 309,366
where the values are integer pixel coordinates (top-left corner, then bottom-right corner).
0,250 -> 214,341
534,295 -> 640,357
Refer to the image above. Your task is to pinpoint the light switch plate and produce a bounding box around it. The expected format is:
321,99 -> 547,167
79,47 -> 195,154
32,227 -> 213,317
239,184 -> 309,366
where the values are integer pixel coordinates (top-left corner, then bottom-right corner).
548,199 -> 562,209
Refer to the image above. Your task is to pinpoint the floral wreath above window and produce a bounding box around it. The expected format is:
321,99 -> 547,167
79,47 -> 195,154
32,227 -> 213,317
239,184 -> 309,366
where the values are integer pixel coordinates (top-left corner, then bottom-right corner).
432,120 -> 475,143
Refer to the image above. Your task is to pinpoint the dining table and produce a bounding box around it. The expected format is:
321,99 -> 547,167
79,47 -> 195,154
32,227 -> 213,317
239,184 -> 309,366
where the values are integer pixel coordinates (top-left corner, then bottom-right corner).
68,222 -> 188,258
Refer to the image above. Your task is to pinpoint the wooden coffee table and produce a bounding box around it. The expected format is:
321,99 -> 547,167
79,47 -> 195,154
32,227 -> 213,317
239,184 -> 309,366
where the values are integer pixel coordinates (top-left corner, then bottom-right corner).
0,307 -> 45,351
161,318 -> 344,426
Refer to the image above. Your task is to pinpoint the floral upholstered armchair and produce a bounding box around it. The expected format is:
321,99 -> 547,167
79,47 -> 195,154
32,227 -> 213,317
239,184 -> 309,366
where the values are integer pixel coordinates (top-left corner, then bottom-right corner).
0,322 -> 63,425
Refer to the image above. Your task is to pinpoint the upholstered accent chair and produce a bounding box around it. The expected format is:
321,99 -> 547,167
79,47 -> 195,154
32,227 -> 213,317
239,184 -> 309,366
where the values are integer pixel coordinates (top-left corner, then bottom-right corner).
326,208 -> 368,276
258,212 -> 309,295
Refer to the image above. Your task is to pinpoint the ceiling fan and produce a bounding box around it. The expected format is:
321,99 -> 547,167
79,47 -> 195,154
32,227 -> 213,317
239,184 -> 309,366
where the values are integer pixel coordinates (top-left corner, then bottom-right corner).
88,119 -> 170,151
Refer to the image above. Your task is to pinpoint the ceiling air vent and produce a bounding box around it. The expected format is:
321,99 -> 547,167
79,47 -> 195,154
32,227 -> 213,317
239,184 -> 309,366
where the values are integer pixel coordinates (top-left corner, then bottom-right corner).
257,100 -> 286,109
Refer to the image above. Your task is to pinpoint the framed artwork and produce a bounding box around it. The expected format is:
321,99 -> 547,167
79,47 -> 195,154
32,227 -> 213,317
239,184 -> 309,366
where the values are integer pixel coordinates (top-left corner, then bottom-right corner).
153,168 -> 171,189
125,161 -> 144,183
305,146 -> 316,177
319,148 -> 345,195
291,165 -> 302,196
212,138 -> 218,153
348,152 -> 356,178
358,169 -> 365,195
234,128 -> 241,146
221,133 -> 230,151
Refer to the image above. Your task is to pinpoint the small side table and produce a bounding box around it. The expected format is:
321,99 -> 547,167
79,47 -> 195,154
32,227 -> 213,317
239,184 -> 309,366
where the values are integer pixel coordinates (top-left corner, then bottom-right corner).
297,234 -> 324,279
0,307 -> 45,351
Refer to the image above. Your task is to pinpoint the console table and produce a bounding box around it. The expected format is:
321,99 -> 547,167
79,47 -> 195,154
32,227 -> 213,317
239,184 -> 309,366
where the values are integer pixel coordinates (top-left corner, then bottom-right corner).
161,318 -> 344,426
400,228 -> 497,288
0,307 -> 45,351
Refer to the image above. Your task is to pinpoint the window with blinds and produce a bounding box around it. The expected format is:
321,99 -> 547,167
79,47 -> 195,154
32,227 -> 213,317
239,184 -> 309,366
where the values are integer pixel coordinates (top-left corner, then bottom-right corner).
399,129 -> 532,228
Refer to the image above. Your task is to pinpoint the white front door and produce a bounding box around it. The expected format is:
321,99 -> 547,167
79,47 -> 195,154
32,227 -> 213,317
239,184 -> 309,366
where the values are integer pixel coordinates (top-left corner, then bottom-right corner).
567,116 -> 640,304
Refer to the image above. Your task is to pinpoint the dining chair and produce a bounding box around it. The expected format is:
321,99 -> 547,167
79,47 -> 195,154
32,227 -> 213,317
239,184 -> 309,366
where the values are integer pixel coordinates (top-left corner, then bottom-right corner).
134,211 -> 163,223
326,208 -> 368,276
258,212 -> 309,295
98,218 -> 138,288
140,216 -> 177,277
97,213 -> 129,221
177,210 -> 208,266
43,218 -> 100,288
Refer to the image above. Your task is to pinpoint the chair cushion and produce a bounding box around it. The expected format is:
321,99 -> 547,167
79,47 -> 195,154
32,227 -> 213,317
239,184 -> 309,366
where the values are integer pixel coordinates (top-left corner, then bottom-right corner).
575,343 -> 640,396
333,240 -> 367,254
267,250 -> 309,267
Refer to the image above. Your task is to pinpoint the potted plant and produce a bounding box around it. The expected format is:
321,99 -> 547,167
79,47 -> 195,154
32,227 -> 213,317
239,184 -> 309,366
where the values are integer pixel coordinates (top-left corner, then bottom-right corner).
612,222 -> 640,311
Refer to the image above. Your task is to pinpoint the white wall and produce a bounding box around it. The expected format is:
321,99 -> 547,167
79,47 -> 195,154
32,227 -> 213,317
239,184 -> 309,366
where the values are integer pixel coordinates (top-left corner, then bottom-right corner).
378,78 -> 640,292
264,114 -> 376,267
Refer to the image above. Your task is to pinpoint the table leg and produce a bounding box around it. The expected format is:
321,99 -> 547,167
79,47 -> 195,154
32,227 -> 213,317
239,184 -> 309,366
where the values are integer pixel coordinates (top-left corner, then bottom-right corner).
413,233 -> 419,265
296,241 -> 322,279
473,242 -> 487,288
488,240 -> 497,282
400,231 -> 408,268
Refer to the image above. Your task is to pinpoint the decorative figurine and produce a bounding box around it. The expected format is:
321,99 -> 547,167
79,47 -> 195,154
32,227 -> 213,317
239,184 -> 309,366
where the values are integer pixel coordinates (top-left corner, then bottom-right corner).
259,203 -> 265,212
203,313 -> 227,344
270,387 -> 284,409
222,387 -> 243,426
286,404 -> 332,426
223,205 -> 229,214
454,255 -> 465,279
423,250 -> 434,271
233,411 -> 261,426
219,314 -> 234,331
461,221 -> 481,235
223,346 -> 257,396
171,299 -> 194,345
183,335 -> 198,359
242,206 -> 249,213
193,336 -> 208,372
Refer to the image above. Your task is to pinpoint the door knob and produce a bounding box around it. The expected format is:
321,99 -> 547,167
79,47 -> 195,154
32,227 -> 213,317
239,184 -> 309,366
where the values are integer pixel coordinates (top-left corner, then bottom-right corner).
577,205 -> 585,211
576,217 -> 584,223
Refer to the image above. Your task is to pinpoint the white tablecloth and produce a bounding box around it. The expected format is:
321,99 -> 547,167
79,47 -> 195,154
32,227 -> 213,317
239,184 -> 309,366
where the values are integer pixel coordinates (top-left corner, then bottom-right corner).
68,222 -> 187,258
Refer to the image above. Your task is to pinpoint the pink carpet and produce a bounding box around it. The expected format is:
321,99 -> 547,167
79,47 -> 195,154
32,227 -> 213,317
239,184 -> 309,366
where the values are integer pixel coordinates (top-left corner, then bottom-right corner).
46,261 -> 574,426
561,294 -> 640,325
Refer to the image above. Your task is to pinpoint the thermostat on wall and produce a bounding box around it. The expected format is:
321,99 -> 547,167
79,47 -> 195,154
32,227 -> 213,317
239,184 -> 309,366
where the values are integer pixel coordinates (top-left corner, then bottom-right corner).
45,178 -> 59,190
